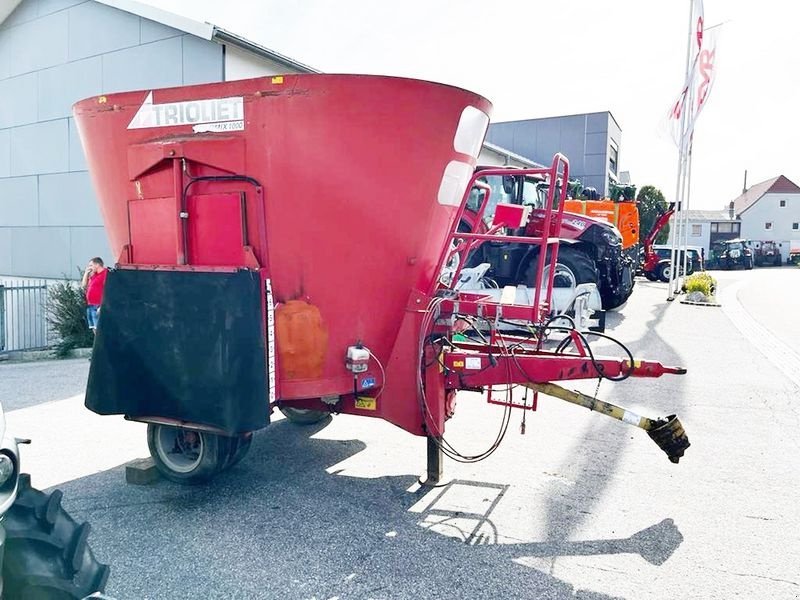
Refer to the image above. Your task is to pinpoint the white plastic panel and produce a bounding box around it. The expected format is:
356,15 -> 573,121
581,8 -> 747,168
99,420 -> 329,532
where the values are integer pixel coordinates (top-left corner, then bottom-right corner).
453,106 -> 489,159
437,160 -> 473,207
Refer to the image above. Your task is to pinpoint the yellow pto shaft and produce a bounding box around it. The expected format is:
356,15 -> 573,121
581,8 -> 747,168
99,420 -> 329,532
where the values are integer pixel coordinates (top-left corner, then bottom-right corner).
524,382 -> 690,463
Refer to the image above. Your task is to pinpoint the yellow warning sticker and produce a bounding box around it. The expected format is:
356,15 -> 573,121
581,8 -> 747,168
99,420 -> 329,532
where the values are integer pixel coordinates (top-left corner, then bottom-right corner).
355,397 -> 376,411
452,360 -> 465,369
271,76 -> 284,84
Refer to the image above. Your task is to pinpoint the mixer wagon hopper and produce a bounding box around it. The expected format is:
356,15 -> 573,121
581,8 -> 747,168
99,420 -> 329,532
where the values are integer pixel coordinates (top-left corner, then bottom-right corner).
74,74 -> 689,484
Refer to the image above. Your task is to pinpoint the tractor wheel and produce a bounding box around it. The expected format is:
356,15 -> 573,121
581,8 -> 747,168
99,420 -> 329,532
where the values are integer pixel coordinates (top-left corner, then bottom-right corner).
775,255 -> 782,266
2,474 -> 110,599
745,257 -> 754,270
279,406 -> 331,425
524,245 -> 597,291
221,433 -> 254,470
656,261 -> 673,283
644,271 -> 658,281
147,424 -> 228,484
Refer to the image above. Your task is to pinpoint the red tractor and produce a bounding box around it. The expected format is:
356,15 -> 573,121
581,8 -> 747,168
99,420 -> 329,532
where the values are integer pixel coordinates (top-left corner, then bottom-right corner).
458,171 -> 636,310
753,241 -> 782,267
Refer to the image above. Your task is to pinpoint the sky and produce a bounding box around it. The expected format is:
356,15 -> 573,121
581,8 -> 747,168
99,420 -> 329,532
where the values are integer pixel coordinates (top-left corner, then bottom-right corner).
141,0 -> 798,211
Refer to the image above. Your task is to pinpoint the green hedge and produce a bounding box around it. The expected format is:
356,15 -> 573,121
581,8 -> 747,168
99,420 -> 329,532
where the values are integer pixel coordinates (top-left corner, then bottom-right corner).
47,280 -> 93,357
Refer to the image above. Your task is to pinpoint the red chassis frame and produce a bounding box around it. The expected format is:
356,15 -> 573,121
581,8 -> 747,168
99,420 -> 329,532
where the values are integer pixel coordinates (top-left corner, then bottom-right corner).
417,155 -> 686,477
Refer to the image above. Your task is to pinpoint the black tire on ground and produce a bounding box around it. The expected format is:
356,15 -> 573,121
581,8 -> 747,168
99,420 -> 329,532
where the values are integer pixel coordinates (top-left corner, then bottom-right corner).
644,271 -> 658,281
523,245 -> 597,290
147,423 -> 228,484
600,285 -> 634,311
656,261 -> 672,283
3,474 -> 110,599
221,433 -> 253,470
279,406 -> 331,425
745,257 -> 754,270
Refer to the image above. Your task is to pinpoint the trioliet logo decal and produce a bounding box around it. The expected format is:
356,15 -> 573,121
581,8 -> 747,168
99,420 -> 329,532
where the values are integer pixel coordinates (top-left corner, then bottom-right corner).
127,91 -> 244,133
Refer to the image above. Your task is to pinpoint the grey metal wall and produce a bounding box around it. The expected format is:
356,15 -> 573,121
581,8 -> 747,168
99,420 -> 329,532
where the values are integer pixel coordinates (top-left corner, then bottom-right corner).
0,0 -> 223,278
487,112 -> 619,196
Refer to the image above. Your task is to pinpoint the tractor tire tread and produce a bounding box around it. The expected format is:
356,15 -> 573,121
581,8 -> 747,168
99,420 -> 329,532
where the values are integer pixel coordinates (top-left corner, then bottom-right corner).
3,475 -> 109,599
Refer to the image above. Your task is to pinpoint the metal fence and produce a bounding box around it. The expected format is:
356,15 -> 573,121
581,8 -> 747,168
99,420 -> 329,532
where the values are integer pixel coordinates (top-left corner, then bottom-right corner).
0,279 -> 50,353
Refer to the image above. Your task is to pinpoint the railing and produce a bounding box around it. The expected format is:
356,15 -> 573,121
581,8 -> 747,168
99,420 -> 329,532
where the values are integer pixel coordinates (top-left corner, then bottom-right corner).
0,279 -> 50,353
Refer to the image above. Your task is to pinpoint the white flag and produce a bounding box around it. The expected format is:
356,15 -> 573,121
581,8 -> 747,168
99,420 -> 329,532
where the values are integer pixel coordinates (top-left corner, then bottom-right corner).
666,0 -> 717,150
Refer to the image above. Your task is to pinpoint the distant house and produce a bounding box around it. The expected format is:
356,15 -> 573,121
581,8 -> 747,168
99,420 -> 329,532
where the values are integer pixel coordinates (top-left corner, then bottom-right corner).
669,209 -> 741,258
731,175 -> 800,261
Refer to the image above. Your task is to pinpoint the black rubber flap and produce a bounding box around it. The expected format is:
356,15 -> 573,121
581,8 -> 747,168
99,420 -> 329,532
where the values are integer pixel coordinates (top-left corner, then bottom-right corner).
85,269 -> 269,434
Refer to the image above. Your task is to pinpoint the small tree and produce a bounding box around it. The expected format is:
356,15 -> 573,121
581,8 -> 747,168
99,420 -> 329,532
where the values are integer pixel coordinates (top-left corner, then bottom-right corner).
637,185 -> 670,244
47,278 -> 93,357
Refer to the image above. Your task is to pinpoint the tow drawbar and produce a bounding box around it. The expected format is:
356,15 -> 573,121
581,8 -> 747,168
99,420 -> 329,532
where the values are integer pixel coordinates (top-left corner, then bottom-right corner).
524,382 -> 690,463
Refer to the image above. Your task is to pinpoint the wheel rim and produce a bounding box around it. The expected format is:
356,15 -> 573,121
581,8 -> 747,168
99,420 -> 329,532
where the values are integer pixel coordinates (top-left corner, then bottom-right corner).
154,426 -> 203,474
662,265 -> 671,279
544,263 -> 577,289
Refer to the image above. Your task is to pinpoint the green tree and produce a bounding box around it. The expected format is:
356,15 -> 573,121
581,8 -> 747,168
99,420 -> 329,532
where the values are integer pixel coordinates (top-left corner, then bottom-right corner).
637,185 -> 670,245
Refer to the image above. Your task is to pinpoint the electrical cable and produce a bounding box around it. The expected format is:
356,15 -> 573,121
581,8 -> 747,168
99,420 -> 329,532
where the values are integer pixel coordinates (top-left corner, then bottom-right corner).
366,347 -> 387,400
417,298 -> 515,463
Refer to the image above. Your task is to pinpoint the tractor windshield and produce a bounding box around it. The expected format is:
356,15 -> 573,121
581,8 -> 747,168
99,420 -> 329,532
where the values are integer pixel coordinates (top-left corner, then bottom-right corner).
468,174 -> 542,223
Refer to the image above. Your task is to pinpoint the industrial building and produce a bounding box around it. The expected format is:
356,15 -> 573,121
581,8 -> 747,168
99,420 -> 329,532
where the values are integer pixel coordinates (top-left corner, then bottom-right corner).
486,111 -> 623,197
0,0 -> 316,279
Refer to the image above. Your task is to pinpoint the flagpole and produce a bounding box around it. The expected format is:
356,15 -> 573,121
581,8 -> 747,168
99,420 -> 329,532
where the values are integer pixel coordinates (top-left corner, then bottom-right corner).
678,141 -> 693,293
683,142 -> 694,290
667,0 -> 696,301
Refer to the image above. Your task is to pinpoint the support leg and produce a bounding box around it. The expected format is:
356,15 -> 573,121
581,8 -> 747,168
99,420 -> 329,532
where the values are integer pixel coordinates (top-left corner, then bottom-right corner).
425,435 -> 443,485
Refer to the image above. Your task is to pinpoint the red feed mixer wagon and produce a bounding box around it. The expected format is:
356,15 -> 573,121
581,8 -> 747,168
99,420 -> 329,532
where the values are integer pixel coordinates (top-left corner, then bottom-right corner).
74,74 -> 689,484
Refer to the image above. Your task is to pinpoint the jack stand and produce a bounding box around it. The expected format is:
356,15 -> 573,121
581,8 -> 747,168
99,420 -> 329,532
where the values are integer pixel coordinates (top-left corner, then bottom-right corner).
421,435 -> 444,486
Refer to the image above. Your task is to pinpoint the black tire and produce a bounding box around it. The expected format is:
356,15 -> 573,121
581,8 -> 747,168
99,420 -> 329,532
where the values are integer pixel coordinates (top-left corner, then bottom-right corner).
656,261 -> 672,283
221,433 -> 253,470
3,474 -> 110,599
644,271 -> 658,281
745,257 -> 754,270
147,424 -> 227,484
279,406 -> 331,425
601,285 -> 634,311
523,245 -> 597,290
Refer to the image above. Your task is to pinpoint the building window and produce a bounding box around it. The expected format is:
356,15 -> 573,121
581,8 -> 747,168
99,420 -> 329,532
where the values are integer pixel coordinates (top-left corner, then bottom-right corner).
765,222 -> 773,230
793,222 -> 799,230
608,142 -> 618,175
734,223 -> 740,233
691,224 -> 702,236
711,223 -> 718,233
717,222 -> 733,233
780,200 -> 786,207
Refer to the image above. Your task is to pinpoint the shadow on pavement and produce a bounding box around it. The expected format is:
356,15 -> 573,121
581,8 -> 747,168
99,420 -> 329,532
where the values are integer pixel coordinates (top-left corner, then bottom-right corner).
541,285 -> 688,549
55,417 -> 683,600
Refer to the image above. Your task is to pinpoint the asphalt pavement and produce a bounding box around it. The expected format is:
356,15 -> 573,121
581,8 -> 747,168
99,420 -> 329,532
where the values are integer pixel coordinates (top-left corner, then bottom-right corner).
0,267 -> 798,599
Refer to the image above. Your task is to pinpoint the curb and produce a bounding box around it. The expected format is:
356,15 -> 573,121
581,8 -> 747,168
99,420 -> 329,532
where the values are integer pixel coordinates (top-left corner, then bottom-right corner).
0,347 -> 92,363
679,300 -> 722,307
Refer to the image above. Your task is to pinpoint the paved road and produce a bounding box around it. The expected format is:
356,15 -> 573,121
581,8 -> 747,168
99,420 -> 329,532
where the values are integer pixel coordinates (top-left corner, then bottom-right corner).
0,268 -> 798,599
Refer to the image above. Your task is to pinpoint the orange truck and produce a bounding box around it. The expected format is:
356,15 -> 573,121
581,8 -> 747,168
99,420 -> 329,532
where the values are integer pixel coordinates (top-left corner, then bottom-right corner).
563,198 -> 640,250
